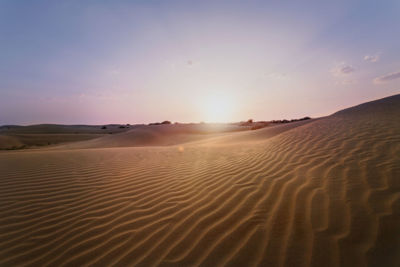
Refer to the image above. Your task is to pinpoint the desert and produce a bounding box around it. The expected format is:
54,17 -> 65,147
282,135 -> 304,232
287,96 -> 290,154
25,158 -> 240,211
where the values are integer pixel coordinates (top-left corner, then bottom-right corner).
1,1 -> 400,266
1,95 -> 399,266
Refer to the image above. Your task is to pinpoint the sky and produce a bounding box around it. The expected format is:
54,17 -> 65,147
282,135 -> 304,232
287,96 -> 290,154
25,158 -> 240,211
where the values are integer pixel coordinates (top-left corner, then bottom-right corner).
0,0 -> 399,125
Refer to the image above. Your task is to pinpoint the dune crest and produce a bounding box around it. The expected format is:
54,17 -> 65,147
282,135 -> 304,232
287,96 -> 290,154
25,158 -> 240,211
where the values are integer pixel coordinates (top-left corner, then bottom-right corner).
0,94 -> 399,266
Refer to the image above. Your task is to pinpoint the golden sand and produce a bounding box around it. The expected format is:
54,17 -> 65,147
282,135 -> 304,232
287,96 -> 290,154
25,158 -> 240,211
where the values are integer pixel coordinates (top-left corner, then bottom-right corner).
0,95 -> 399,266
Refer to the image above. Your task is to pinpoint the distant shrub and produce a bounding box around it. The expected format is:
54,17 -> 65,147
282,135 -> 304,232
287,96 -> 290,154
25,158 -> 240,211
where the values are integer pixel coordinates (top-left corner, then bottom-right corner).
239,119 -> 255,126
271,116 -> 311,124
150,121 -> 171,125
101,126 -> 107,129
299,116 -> 311,121
119,126 -> 126,128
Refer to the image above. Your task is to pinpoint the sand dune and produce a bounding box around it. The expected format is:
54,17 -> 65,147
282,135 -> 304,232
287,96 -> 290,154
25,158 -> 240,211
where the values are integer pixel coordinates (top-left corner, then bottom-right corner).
192,119 -> 316,146
57,121 -> 314,149
57,123 -> 252,149
0,95 -> 399,266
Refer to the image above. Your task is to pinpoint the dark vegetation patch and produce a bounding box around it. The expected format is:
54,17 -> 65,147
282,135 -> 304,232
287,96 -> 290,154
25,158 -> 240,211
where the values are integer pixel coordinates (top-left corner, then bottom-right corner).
239,117 -> 311,130
148,120 -> 172,126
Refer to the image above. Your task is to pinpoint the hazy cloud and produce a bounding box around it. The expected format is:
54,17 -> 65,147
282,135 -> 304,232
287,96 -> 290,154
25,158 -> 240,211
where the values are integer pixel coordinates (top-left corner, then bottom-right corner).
331,63 -> 355,76
374,70 -> 400,83
341,65 -> 355,73
364,53 -> 380,63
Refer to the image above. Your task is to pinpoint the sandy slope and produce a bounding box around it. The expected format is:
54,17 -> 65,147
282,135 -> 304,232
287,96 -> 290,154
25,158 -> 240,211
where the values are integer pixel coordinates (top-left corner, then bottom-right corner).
56,123 -> 252,149
0,95 -> 399,267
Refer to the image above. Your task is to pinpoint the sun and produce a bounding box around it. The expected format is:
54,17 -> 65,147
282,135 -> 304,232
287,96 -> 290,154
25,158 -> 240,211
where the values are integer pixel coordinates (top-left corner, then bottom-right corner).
201,93 -> 236,123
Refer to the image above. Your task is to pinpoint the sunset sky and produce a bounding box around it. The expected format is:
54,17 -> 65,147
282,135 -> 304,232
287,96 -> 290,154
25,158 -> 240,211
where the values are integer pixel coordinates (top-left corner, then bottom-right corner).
1,0 -> 399,125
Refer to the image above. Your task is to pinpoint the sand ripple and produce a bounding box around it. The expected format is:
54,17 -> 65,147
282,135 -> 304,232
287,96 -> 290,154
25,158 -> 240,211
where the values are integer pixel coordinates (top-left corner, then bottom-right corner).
0,96 -> 399,266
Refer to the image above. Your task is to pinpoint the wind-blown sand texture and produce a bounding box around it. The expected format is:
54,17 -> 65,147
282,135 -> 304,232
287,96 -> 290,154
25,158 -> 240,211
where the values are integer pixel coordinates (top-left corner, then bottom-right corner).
0,95 -> 399,266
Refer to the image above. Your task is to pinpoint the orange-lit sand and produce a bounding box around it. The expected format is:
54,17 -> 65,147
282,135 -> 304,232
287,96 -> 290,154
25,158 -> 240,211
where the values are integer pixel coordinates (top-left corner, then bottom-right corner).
0,95 -> 399,266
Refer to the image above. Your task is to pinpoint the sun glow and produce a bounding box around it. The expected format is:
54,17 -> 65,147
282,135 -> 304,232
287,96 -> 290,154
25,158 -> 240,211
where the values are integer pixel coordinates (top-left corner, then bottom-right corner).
201,93 -> 236,123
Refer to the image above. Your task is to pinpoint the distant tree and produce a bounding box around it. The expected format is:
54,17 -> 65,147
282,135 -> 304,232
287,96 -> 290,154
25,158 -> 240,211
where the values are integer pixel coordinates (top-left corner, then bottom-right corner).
247,119 -> 253,124
119,125 -> 126,128
101,126 -> 107,129
161,121 -> 171,124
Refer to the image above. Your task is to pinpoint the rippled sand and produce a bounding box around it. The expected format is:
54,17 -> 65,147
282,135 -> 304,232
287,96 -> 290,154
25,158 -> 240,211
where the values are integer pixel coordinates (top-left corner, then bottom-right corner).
1,95 -> 399,266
